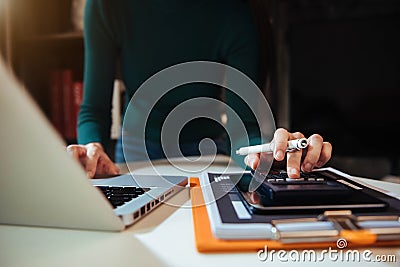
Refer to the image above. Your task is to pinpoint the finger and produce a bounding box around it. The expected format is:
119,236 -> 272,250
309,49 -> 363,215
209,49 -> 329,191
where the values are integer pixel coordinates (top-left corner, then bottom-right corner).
288,131 -> 305,140
95,158 -> 107,175
101,164 -> 120,176
109,162 -> 120,174
315,142 -> 332,168
85,145 -> 102,178
273,128 -> 290,161
66,145 -> 87,162
286,149 -> 302,178
96,156 -> 120,176
283,131 -> 305,178
244,153 -> 260,170
301,134 -> 324,172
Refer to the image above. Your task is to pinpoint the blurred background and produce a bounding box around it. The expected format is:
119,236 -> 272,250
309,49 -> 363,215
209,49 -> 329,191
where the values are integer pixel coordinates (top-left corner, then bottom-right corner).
1,0 -> 399,181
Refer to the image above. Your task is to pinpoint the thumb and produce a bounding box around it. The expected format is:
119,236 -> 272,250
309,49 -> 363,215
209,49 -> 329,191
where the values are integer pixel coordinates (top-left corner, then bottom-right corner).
244,153 -> 260,169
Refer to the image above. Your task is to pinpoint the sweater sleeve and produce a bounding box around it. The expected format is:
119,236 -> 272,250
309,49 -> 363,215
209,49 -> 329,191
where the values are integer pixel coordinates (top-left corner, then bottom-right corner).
77,0 -> 119,147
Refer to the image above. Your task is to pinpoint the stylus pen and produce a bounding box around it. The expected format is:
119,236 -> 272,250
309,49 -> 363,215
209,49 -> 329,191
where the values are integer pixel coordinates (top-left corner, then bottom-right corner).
235,138 -> 309,156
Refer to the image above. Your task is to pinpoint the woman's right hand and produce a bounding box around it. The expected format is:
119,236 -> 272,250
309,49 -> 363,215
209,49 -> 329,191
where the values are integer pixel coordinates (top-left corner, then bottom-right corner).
66,142 -> 120,178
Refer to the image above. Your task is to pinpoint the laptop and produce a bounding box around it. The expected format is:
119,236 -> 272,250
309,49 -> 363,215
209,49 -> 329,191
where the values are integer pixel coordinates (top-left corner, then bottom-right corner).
0,58 -> 188,231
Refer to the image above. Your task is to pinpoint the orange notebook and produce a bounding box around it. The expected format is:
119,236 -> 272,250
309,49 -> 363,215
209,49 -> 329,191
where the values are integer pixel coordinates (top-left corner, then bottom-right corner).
190,178 -> 400,253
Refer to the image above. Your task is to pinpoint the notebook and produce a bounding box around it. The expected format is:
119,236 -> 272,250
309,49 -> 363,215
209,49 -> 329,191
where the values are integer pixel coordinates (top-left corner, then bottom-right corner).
0,57 -> 187,231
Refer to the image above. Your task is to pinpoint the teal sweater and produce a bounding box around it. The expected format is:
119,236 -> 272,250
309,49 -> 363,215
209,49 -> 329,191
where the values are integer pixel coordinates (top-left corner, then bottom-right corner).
78,0 -> 263,158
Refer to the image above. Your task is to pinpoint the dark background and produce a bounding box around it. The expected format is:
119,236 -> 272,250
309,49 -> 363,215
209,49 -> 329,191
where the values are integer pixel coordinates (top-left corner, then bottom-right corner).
273,0 -> 400,178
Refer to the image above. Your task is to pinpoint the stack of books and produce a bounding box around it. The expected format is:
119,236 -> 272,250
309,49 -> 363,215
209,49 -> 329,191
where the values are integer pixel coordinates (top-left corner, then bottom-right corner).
49,69 -> 123,141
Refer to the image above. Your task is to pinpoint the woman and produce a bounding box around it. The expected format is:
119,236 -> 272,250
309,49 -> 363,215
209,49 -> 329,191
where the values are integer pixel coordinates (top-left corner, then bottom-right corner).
67,0 -> 332,178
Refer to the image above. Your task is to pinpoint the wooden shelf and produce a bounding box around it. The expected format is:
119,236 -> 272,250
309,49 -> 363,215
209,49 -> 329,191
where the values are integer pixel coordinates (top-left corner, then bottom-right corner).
23,32 -> 83,46
7,0 -> 85,142
25,31 -> 83,43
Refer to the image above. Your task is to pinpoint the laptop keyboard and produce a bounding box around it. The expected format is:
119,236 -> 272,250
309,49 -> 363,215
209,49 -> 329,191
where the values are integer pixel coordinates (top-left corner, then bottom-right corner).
95,186 -> 150,208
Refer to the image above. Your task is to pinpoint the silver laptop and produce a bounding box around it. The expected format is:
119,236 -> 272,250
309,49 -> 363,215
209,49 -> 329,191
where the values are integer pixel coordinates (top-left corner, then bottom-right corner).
0,58 -> 187,231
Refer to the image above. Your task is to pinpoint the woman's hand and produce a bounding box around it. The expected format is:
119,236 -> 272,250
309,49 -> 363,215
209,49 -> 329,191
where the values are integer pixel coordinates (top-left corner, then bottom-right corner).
66,142 -> 120,178
244,128 -> 332,178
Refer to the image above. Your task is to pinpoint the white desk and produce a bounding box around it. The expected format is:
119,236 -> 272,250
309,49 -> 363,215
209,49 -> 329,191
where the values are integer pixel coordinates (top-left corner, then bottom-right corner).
1,156 -> 399,267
